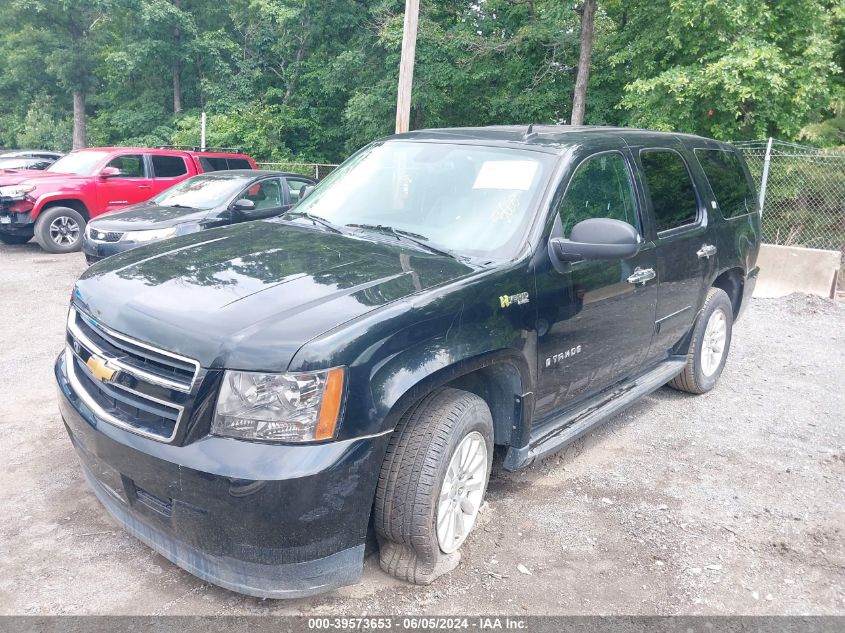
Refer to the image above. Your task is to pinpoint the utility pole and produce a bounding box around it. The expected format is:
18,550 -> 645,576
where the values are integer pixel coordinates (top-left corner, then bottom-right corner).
395,0 -> 420,133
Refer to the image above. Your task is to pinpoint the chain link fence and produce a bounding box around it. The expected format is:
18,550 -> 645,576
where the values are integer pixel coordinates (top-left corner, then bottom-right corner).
255,161 -> 338,180
734,140 -> 845,255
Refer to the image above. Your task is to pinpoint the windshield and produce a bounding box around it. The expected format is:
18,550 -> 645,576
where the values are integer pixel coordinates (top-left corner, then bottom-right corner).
48,151 -> 109,176
152,173 -> 254,210
292,141 -> 554,259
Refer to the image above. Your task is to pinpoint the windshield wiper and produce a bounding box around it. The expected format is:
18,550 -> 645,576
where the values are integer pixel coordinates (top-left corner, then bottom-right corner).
345,223 -> 461,260
168,204 -> 194,209
285,211 -> 345,234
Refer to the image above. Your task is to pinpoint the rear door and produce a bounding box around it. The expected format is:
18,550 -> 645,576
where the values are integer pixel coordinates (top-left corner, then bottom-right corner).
96,153 -> 155,213
149,154 -> 190,197
635,146 -> 716,355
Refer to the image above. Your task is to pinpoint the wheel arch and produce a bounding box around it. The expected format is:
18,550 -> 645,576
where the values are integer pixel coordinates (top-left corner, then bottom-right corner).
375,349 -> 533,448
712,266 -> 744,320
33,198 -> 90,222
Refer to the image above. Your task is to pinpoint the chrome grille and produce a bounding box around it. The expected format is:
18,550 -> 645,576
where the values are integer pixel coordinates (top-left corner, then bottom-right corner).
65,306 -> 199,442
87,227 -> 124,243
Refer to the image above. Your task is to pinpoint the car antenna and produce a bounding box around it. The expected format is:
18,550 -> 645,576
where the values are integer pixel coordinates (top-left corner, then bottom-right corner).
524,123 -> 537,140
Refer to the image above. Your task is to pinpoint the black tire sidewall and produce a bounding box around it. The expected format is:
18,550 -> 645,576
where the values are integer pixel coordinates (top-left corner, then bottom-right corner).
692,291 -> 733,392
35,207 -> 86,253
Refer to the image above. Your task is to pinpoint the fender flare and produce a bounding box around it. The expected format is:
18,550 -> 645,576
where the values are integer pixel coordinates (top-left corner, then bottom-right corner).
31,194 -> 90,221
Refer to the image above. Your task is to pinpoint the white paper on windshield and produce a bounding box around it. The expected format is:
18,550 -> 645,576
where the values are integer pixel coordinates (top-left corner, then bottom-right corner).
472,160 -> 538,191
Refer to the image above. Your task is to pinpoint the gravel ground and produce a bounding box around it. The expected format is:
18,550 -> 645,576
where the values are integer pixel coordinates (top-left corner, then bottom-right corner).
0,242 -> 843,615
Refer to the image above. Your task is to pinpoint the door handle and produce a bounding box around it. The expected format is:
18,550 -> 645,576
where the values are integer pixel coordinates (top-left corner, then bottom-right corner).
627,268 -> 656,285
696,244 -> 717,259
138,184 -> 152,189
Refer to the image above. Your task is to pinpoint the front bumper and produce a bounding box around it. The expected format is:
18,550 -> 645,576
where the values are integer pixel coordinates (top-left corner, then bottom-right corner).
0,206 -> 34,235
81,235 -> 138,264
55,352 -> 388,598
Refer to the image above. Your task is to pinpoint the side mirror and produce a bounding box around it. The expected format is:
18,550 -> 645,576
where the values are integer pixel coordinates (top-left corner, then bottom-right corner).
549,218 -> 641,263
232,198 -> 257,213
99,166 -> 121,178
298,185 -> 314,202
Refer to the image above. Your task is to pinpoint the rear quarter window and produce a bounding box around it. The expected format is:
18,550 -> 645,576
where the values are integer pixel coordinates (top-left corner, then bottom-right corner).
694,148 -> 757,218
199,157 -> 230,172
227,158 -> 253,170
151,155 -> 188,178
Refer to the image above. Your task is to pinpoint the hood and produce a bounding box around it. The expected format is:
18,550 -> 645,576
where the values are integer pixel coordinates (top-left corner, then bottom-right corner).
74,220 -> 475,371
0,169 -> 82,186
89,202 -> 214,231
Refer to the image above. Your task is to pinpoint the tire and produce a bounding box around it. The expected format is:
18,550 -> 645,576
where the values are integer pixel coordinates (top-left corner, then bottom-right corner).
34,206 -> 86,254
0,231 -> 32,245
668,287 -> 733,394
375,387 -> 494,584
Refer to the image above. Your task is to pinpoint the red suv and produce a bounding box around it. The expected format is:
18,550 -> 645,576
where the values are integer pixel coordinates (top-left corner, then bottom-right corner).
0,146 -> 256,253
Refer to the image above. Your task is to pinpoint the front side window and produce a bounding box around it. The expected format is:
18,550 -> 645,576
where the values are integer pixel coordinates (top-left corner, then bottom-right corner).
106,154 -> 146,178
290,141 -> 554,259
640,150 -> 699,232
152,155 -> 188,178
557,152 -> 638,235
694,148 -> 756,218
241,179 -> 283,210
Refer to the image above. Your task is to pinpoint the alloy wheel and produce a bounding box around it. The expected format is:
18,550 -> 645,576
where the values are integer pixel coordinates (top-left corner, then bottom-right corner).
436,430 -> 488,553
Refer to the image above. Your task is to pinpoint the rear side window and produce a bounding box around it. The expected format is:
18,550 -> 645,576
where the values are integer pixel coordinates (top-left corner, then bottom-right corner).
285,177 -> 314,204
558,152 -> 638,235
198,156 -> 252,171
151,155 -> 188,178
640,150 -> 699,232
199,157 -> 230,172
694,149 -> 756,218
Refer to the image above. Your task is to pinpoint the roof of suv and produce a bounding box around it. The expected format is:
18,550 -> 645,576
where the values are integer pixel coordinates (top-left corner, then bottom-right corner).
388,125 -> 730,153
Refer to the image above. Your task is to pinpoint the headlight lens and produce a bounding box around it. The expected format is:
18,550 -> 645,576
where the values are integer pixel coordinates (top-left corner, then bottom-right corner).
212,367 -> 345,442
0,184 -> 35,199
122,227 -> 178,242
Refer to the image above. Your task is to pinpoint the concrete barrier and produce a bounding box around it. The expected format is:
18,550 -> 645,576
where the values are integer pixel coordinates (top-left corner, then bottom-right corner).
753,243 -> 841,299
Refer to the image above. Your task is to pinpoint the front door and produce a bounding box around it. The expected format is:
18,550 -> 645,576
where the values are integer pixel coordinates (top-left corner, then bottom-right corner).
96,154 -> 154,214
635,148 -> 713,353
534,150 -> 658,419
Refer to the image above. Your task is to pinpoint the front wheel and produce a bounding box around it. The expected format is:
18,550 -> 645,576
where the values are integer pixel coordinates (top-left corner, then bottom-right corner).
668,287 -> 733,394
34,206 -> 86,253
375,387 -> 493,584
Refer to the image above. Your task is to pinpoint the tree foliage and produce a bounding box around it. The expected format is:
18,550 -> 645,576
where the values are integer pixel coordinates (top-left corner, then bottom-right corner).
0,0 -> 841,160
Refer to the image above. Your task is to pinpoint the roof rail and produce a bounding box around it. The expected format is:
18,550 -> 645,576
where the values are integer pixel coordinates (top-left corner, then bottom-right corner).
158,145 -> 243,153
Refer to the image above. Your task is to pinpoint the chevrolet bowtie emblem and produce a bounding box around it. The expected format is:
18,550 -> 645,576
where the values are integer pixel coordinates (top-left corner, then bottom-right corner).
86,354 -> 117,382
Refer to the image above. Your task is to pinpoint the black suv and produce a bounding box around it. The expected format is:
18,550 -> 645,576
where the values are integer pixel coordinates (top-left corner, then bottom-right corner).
55,126 -> 761,598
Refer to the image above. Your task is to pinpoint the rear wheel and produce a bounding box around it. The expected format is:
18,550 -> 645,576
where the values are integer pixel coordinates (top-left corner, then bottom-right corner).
375,387 -> 493,584
34,206 -> 86,253
668,287 -> 733,394
0,231 -> 32,245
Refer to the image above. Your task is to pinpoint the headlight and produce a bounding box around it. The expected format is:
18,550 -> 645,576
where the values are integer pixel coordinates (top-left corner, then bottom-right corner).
122,227 -> 178,242
212,367 -> 345,442
0,184 -> 35,199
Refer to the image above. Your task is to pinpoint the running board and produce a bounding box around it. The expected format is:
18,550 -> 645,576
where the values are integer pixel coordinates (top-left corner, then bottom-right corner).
502,358 -> 686,471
